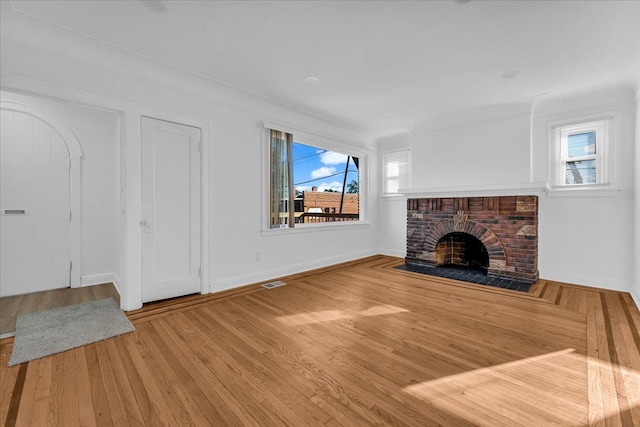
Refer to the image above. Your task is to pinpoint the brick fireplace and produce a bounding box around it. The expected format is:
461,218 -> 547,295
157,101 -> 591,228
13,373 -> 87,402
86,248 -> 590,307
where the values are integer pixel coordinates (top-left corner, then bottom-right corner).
406,196 -> 538,283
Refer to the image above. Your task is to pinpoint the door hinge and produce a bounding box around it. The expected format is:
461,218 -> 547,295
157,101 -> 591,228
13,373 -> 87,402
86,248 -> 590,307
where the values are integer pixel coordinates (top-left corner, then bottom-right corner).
198,267 -> 202,278
69,210 -> 72,221
198,141 -> 202,153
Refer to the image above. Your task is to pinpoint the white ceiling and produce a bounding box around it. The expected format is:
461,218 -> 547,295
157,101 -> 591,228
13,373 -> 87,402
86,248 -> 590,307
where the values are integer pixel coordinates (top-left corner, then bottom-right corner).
3,0 -> 640,140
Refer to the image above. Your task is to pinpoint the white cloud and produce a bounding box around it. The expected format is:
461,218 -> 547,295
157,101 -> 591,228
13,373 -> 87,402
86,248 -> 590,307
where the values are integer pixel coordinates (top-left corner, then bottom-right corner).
317,181 -> 344,192
311,166 -> 336,179
296,181 -> 344,193
320,151 -> 348,165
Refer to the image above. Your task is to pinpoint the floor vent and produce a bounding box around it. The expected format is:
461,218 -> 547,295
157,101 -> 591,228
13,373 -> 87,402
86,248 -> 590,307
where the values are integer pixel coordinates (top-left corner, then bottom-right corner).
262,281 -> 286,289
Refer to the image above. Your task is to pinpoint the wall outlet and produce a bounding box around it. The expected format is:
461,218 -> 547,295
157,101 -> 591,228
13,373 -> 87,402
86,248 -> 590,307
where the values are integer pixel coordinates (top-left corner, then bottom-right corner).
255,251 -> 262,262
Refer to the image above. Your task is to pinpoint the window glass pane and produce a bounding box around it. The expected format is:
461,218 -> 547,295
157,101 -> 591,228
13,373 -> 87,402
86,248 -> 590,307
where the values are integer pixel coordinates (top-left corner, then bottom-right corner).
567,131 -> 596,158
387,161 -> 400,178
384,151 -> 409,194
387,178 -> 400,194
292,142 -> 359,224
565,159 -> 596,185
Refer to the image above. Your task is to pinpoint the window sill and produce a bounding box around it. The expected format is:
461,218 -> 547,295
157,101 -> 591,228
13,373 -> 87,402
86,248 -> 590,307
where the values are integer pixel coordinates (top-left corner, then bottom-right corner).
401,182 -> 547,198
545,184 -> 621,198
262,220 -> 372,236
382,193 -> 408,201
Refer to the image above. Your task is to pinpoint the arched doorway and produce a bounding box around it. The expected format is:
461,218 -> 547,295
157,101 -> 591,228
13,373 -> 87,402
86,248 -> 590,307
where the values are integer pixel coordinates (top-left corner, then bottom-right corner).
0,101 -> 82,297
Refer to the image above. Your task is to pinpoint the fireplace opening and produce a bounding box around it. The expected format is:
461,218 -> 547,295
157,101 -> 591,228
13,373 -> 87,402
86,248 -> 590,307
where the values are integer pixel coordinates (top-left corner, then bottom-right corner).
435,232 -> 489,275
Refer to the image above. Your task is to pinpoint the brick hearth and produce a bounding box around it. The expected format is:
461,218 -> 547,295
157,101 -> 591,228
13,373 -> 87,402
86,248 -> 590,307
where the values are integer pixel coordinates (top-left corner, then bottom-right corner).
406,196 -> 538,283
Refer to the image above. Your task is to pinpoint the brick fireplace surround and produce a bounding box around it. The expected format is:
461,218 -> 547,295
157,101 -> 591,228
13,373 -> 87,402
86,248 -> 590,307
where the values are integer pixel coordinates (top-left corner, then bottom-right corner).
406,196 -> 538,283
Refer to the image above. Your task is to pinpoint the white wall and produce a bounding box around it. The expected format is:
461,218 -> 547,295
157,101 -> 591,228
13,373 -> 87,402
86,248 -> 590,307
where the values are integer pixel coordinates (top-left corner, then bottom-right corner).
378,87 -> 637,294
208,106 -> 377,291
532,90 -> 636,292
0,15 -> 378,310
0,90 -> 121,289
411,112 -> 532,189
634,90 -> 640,306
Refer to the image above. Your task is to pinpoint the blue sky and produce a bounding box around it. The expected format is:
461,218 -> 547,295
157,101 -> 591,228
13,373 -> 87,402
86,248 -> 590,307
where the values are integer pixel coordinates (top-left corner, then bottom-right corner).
293,142 -> 359,193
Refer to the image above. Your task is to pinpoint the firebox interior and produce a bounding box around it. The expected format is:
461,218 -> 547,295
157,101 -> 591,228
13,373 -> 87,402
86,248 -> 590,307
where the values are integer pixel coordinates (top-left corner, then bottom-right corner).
435,232 -> 489,274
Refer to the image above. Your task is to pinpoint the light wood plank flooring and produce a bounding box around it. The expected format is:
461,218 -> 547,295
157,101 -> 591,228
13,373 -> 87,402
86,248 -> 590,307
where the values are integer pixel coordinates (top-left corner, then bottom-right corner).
0,283 -> 120,337
1,256 -> 639,426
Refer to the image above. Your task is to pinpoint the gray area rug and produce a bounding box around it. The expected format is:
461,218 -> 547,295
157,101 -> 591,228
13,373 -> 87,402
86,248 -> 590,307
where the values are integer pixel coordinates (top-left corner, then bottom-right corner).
9,297 -> 135,366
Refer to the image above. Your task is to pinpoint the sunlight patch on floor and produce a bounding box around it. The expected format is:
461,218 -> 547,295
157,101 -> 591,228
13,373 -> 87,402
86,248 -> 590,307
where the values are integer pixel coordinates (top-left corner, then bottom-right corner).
276,305 -> 409,325
276,310 -> 353,326
403,349 -> 640,426
359,304 -> 409,317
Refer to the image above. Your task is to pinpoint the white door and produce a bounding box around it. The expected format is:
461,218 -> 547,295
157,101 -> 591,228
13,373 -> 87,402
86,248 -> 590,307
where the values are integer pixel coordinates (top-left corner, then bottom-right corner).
141,117 -> 201,303
0,109 -> 71,297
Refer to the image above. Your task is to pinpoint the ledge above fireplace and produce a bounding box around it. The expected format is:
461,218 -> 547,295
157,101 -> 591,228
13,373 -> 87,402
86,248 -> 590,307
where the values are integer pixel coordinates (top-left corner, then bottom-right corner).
400,182 -> 548,198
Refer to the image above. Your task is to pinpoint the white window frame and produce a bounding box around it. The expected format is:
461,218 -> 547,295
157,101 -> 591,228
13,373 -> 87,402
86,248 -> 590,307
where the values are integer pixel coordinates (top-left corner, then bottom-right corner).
382,150 -> 410,196
558,121 -> 603,185
261,122 -> 370,234
549,114 -> 616,191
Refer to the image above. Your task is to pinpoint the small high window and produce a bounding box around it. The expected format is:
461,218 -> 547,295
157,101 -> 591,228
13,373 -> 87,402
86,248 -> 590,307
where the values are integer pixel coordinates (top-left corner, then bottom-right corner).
551,118 -> 613,188
383,151 -> 410,195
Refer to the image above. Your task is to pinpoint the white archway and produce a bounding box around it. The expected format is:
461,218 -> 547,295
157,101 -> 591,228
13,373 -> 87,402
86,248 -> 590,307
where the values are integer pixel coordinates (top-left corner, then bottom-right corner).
0,100 -> 83,287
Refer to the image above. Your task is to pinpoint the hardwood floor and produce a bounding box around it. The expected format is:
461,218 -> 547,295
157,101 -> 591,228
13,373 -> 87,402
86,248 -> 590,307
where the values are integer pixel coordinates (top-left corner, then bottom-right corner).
1,256 -> 639,426
0,283 -> 120,336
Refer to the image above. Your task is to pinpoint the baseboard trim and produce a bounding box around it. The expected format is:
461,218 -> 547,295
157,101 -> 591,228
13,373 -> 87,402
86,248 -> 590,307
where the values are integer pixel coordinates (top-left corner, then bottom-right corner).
631,291 -> 640,312
209,249 -> 377,293
81,273 -> 121,296
377,248 -> 406,258
538,269 -> 627,293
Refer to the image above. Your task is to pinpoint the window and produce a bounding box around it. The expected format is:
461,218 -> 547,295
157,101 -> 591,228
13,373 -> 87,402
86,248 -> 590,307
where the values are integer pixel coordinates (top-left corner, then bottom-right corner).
383,151 -> 409,195
268,128 -> 361,229
551,118 -> 612,188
